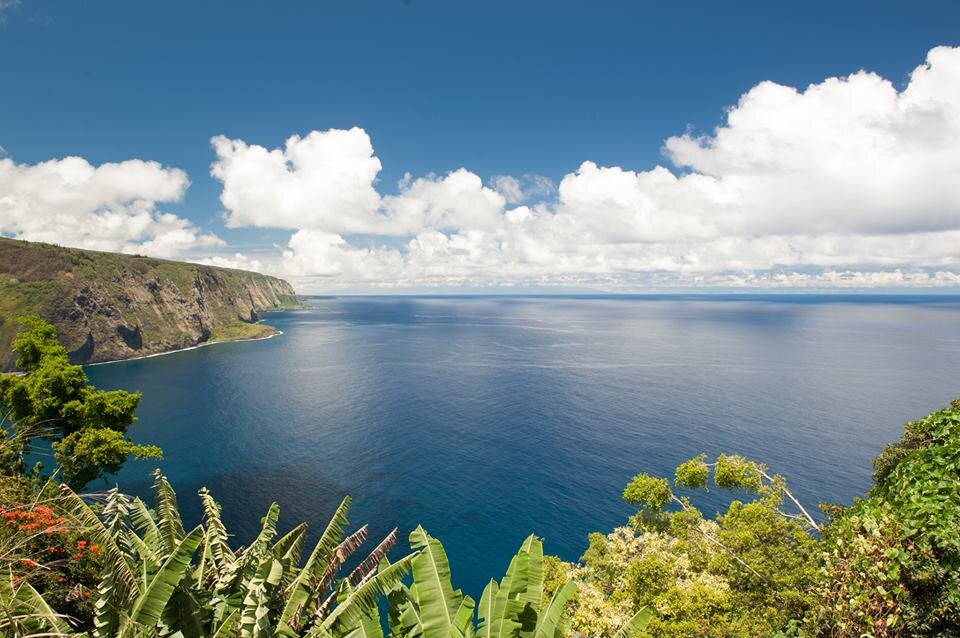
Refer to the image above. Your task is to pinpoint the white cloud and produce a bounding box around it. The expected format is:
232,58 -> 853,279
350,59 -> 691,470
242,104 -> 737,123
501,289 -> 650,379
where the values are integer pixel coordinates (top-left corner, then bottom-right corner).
213,46 -> 960,291
718,269 -> 960,289
663,47 -> 960,236
0,155 -> 222,258
211,128 -> 384,233
194,253 -> 263,273
384,169 -> 506,233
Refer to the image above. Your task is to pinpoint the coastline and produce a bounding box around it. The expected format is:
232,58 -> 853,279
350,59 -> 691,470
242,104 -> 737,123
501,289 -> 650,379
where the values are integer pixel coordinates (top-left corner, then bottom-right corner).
84,326 -> 284,367
82,301 -> 308,368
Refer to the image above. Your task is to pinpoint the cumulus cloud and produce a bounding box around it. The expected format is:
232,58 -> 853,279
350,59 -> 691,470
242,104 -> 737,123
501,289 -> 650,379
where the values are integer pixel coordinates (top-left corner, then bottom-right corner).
0,155 -> 222,258
663,48 -> 960,236
384,169 -> 506,233
211,128 -> 384,233
211,46 -> 960,290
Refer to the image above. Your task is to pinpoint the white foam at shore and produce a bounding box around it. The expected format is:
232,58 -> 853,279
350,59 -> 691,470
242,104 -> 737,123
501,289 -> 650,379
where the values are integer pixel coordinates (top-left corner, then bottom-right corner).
84,329 -> 283,367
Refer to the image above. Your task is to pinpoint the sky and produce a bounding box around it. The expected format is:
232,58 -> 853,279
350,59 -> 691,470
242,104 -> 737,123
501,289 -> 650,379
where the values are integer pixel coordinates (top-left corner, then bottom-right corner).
1,1 -> 960,293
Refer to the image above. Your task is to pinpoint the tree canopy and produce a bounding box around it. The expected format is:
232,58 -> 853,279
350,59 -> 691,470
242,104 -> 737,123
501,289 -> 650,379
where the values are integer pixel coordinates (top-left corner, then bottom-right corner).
0,316 -> 160,488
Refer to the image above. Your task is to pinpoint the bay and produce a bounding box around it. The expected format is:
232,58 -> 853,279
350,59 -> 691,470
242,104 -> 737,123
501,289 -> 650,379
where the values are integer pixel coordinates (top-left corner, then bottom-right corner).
85,295 -> 960,597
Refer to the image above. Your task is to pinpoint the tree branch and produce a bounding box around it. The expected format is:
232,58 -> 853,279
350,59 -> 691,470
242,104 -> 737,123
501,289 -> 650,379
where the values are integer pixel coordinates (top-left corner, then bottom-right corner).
754,469 -> 820,531
670,495 -> 767,582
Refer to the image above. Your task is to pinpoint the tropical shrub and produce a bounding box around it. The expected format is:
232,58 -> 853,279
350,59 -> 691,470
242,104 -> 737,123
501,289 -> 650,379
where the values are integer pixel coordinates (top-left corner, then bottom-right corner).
0,469 -> 414,637
560,399 -> 960,637
0,490 -> 104,630
0,470 -> 652,637
560,454 -> 822,637
0,317 -> 160,489
814,399 -> 960,636
387,526 -> 651,638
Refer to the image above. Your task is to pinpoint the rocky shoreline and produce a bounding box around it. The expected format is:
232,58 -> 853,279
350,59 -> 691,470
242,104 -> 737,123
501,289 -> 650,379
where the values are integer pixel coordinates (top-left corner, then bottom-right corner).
0,238 -> 303,369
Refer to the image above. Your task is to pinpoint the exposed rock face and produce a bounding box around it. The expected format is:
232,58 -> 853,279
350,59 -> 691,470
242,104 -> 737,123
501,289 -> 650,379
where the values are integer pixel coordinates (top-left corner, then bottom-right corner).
0,238 -> 302,369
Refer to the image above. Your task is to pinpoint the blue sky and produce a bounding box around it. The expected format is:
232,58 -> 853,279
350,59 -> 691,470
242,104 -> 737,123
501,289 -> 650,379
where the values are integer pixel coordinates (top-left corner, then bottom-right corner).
2,1 -> 960,291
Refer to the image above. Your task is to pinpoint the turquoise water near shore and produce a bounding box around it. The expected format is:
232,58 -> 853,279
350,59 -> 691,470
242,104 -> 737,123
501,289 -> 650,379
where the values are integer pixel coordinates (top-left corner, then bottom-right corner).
85,295 -> 960,597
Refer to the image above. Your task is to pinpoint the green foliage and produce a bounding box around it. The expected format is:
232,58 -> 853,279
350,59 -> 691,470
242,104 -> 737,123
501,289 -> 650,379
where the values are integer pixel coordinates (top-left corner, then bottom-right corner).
0,237 -> 303,369
1,476 -> 651,638
622,474 -> 672,511
54,429 -> 162,491
815,400 -> 960,636
0,317 -> 160,488
568,399 -> 960,637
713,454 -> 764,492
391,527 -> 651,638
0,569 -> 74,637
567,518 -> 820,637
0,473 -> 105,633
673,454 -> 708,489
40,475 -> 415,637
871,397 -> 960,485
12,315 -> 64,371
403,525 -> 475,638
571,451 -> 822,637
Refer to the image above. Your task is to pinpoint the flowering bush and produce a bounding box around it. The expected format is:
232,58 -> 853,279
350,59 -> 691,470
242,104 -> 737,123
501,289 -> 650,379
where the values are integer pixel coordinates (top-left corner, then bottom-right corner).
2,504 -> 67,534
0,493 -> 102,629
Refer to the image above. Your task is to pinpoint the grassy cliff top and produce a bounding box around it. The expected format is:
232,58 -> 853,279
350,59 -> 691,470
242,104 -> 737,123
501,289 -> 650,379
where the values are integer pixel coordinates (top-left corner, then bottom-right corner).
0,237 -> 302,367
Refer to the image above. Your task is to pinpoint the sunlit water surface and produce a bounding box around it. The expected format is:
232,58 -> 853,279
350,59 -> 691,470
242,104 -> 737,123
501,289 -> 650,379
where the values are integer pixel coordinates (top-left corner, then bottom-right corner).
85,295 -> 960,597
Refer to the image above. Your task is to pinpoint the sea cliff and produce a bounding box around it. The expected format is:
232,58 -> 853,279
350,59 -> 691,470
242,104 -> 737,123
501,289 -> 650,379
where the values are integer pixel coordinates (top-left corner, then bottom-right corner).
0,237 -> 301,368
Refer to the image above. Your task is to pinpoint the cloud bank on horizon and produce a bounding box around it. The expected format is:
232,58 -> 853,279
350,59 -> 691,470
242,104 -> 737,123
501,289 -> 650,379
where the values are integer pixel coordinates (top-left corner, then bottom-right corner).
3,46 -> 960,291
0,156 -> 222,258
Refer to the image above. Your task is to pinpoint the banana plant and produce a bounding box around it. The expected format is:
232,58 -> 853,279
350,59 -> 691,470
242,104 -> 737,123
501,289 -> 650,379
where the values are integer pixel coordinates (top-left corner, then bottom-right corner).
0,568 -> 73,637
10,474 -> 654,637
387,527 -> 652,638
55,470 -> 412,638
388,526 -> 475,638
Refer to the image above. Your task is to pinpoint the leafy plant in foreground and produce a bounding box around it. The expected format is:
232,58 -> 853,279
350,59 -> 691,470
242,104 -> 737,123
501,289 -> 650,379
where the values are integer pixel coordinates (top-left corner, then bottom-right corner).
1,470 -> 413,637
559,398 -> 960,637
0,470 -> 653,637
815,399 -> 960,636
558,453 -> 822,637
387,525 -> 652,638
0,317 -> 160,489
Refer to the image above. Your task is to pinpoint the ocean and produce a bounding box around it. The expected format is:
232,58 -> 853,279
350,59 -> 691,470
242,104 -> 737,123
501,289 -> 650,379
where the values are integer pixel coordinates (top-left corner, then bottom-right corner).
85,295 -> 960,597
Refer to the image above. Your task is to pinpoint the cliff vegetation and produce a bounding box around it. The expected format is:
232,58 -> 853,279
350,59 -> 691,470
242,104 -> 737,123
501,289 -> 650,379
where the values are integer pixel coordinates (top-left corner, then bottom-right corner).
0,237 -> 301,369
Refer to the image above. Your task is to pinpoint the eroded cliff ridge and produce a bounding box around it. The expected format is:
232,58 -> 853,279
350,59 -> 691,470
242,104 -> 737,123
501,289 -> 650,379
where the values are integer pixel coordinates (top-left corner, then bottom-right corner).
0,237 -> 302,368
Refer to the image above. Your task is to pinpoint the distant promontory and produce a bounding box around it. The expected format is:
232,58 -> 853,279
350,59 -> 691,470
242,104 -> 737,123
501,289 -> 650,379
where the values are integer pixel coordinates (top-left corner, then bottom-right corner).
0,237 -> 301,369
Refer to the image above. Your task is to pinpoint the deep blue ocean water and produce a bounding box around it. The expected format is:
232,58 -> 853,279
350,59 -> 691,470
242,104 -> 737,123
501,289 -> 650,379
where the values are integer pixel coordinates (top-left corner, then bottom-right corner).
84,295 -> 960,598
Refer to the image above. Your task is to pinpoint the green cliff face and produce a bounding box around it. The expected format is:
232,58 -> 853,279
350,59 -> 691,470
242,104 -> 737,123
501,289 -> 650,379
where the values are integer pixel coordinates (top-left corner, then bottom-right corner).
0,237 -> 302,369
